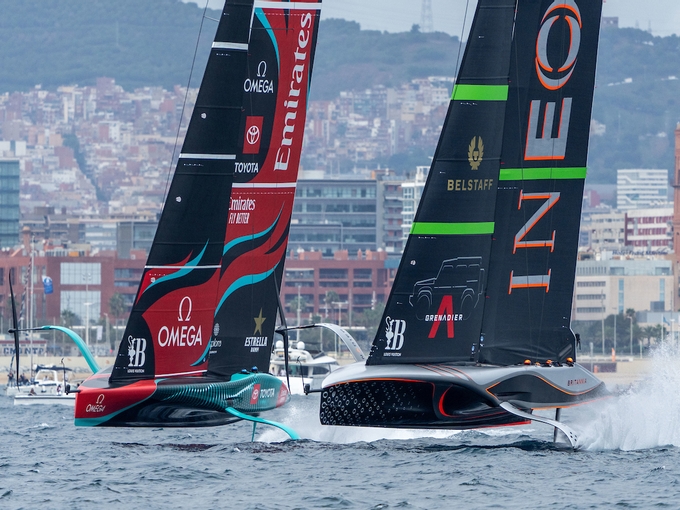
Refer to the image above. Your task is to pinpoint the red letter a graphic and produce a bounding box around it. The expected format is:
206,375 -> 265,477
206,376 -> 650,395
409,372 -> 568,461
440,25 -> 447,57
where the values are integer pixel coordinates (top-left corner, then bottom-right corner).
428,295 -> 454,339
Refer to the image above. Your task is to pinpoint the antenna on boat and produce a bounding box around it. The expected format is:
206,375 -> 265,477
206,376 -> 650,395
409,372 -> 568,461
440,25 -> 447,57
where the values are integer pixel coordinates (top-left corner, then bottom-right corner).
60,358 -> 67,395
274,278 -> 292,392
8,274 -> 20,388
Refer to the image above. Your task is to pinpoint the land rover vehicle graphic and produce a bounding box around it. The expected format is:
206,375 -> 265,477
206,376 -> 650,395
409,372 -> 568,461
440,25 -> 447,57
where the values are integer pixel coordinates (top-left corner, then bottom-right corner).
409,257 -> 485,320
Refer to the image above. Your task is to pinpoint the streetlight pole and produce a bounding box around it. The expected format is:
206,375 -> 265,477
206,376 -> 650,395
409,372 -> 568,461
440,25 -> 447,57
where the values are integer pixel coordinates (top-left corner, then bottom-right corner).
83,272 -> 91,349
103,312 -> 110,352
628,314 -> 633,356
601,290 -> 605,356
84,302 -> 92,349
296,284 -> 301,343
613,313 -> 617,358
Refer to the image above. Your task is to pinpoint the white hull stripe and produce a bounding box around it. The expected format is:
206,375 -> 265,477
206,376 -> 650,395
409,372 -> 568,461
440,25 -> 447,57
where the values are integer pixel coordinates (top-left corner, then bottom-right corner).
232,182 -> 297,189
180,153 -> 237,160
155,370 -> 208,378
212,42 -> 249,51
254,1 -> 322,10
145,265 -> 221,270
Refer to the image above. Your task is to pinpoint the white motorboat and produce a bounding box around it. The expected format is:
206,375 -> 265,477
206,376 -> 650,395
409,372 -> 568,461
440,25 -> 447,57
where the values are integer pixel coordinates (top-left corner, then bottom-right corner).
14,392 -> 75,406
270,341 -> 340,395
5,365 -> 72,398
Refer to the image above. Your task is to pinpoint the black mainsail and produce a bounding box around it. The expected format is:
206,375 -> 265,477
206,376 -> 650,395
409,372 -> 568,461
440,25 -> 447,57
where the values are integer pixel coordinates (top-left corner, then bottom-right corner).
367,0 -> 516,365
479,0 -> 601,365
368,0 -> 600,367
320,0 -> 607,442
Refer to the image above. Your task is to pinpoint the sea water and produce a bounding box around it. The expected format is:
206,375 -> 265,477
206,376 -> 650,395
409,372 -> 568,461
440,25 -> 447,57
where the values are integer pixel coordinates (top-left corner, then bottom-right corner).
2,351 -> 680,509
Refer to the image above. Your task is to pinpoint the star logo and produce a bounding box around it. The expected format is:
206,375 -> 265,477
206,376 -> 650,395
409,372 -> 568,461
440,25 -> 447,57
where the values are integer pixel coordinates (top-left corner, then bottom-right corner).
253,309 -> 266,335
468,136 -> 484,170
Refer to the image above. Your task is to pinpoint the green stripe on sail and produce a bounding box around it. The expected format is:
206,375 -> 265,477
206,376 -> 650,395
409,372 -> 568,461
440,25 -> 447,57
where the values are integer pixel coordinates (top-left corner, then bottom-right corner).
411,222 -> 495,235
451,84 -> 509,101
499,167 -> 587,181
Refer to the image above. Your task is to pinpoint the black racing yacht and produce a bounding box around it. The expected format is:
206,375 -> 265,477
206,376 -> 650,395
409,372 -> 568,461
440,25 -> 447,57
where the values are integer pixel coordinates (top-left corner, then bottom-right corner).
318,0 -> 607,447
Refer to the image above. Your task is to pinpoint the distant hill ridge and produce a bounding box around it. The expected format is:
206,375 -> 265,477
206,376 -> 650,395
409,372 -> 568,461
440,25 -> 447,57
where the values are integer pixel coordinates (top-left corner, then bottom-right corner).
2,0 -> 680,181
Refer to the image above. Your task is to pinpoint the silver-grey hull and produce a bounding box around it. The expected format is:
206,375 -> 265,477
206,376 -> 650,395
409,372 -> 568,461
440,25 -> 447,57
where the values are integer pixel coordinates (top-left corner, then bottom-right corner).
320,362 -> 608,429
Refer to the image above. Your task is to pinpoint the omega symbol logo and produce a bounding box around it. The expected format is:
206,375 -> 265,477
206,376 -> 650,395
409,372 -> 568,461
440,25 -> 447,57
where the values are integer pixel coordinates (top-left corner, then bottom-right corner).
468,136 -> 484,170
257,61 -> 267,78
178,296 -> 193,322
96,394 -> 105,405
536,0 -> 582,91
246,125 -> 261,146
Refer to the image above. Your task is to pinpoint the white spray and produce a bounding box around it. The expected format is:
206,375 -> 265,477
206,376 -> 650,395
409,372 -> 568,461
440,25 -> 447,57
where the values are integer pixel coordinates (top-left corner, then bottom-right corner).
576,344 -> 680,451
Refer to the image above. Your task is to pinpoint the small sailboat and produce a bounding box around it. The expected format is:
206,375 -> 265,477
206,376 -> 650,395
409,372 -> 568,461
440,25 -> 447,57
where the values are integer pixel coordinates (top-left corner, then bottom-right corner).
318,0 -> 607,446
34,0 -> 322,437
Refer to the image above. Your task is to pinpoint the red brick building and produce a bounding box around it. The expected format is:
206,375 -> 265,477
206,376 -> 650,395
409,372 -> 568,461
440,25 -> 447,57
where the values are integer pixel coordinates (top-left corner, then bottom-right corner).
281,249 -> 396,325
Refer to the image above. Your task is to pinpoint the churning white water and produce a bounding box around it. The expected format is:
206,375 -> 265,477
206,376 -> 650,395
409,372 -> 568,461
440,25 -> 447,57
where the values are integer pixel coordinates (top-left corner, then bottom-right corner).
576,344 -> 680,451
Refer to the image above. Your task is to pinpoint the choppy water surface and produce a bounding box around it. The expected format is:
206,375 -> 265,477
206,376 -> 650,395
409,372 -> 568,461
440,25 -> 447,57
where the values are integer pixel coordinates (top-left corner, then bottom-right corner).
3,349 -> 680,509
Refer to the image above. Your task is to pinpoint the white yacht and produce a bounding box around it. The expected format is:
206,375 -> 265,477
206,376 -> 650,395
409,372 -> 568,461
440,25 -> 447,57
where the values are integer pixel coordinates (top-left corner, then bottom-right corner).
269,340 -> 340,395
5,365 -> 72,398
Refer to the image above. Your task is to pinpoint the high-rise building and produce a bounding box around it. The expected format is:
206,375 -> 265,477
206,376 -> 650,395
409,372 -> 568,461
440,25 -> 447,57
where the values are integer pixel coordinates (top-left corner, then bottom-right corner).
617,168 -> 668,210
290,179 -> 378,257
401,166 -> 429,240
0,159 -> 20,249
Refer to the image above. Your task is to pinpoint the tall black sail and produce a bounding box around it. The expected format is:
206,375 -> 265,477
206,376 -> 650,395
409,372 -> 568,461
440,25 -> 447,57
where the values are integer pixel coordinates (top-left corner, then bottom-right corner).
110,0 -> 322,383
367,0 -> 517,365
479,0 -> 602,365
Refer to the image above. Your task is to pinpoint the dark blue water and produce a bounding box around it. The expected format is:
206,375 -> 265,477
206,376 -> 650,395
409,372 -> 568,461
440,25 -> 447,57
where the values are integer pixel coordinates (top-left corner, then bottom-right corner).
2,352 -> 680,510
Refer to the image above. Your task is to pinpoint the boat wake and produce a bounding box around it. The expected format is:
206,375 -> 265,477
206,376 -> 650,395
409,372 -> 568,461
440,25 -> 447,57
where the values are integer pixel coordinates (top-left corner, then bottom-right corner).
256,396 -> 556,446
256,395 -> 461,444
575,345 -> 680,451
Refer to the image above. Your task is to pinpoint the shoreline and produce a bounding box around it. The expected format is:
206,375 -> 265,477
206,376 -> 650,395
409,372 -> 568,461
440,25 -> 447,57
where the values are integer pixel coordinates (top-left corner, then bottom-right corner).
0,356 -> 654,389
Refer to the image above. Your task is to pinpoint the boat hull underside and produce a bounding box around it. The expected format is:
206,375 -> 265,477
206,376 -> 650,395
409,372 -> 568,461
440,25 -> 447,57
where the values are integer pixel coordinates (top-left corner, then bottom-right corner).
74,371 -> 288,428
320,363 -> 609,429
87,400 -> 243,428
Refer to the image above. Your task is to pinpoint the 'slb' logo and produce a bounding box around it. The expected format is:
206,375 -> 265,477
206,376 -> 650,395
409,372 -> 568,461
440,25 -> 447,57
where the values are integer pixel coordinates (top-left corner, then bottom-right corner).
385,317 -> 406,351
535,0 -> 582,91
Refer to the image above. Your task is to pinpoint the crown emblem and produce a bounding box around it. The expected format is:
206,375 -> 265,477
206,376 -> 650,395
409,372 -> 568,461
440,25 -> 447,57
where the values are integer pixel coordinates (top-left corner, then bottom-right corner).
468,136 -> 484,170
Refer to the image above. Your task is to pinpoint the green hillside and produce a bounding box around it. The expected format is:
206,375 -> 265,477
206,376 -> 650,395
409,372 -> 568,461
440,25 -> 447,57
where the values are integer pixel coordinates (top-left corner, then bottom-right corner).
0,0 -> 217,91
1,0 -> 679,182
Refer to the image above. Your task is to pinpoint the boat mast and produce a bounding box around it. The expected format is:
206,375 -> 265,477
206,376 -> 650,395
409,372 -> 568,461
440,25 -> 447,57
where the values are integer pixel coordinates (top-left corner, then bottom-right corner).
29,235 -> 34,376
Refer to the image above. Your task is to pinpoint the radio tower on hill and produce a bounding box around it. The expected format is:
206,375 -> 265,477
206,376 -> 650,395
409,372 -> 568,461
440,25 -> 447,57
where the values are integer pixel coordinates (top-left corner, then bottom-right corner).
421,0 -> 434,33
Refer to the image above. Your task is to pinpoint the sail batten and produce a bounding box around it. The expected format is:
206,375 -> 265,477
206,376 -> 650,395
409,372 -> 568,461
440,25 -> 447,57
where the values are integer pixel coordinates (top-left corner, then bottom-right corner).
410,222 -> 495,236
451,84 -> 509,101
499,167 -> 587,181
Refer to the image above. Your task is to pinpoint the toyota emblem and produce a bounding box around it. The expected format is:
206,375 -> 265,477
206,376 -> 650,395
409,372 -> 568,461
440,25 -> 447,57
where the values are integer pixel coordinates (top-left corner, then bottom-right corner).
246,125 -> 261,146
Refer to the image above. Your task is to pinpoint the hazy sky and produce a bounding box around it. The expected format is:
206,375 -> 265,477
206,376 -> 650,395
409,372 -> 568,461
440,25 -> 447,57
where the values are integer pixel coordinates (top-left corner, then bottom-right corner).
182,0 -> 680,37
